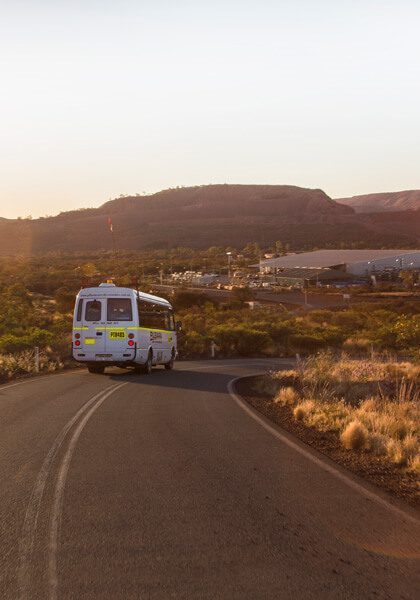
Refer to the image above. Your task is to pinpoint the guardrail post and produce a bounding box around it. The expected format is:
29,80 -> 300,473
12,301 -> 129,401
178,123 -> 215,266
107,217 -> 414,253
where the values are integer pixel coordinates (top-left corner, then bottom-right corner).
210,341 -> 216,359
34,347 -> 40,373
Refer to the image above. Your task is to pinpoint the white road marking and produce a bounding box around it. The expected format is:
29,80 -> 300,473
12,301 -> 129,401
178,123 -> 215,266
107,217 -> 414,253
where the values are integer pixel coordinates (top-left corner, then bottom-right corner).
11,360 -> 419,599
178,360 -> 290,372
17,383 -> 123,600
47,382 -> 128,600
42,363 -> 274,598
15,360 -> 284,599
228,377 -> 420,526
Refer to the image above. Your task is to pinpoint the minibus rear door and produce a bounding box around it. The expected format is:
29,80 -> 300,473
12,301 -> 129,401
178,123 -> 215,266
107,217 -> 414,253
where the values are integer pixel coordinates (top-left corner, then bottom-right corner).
82,299 -> 107,356
105,297 -> 135,358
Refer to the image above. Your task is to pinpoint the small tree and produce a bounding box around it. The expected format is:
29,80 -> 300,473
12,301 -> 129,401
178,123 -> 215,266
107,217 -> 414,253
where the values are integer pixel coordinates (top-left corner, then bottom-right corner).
231,287 -> 255,304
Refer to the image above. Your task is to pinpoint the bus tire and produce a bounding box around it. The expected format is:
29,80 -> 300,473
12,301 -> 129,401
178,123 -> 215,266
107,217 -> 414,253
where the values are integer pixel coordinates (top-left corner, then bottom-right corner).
88,365 -> 105,374
141,351 -> 153,375
164,350 -> 175,370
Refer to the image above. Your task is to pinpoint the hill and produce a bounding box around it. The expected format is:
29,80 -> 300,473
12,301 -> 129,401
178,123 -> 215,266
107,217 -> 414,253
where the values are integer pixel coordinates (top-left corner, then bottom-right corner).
336,190 -> 420,213
0,185 -> 419,255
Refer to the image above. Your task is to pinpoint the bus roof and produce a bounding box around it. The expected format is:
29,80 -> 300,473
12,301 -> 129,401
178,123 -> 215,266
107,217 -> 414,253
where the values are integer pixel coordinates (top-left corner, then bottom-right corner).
137,290 -> 173,308
78,285 -> 173,308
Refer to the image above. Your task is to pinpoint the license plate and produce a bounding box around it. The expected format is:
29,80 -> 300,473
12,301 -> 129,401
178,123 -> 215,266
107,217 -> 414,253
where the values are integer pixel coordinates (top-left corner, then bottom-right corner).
109,330 -> 126,340
84,338 -> 96,345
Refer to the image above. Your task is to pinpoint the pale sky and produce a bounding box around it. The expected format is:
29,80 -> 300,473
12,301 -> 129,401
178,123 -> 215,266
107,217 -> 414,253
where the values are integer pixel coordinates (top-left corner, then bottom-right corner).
0,0 -> 419,218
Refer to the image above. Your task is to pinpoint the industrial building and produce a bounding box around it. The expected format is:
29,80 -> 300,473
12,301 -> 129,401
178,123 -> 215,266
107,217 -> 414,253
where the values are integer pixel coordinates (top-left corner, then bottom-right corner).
257,249 -> 420,286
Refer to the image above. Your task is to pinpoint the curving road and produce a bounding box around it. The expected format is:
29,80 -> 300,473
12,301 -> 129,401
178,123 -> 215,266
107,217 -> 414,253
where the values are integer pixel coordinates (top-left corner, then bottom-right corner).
1,360 -> 419,599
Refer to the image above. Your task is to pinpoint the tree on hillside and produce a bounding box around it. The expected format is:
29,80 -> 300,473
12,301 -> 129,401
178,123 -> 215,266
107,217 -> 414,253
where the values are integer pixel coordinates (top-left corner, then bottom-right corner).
231,287 -> 255,304
275,240 -> 284,255
242,242 -> 261,262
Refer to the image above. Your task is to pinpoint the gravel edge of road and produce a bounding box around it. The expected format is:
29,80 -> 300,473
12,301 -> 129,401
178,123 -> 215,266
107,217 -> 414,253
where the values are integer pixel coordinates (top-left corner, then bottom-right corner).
235,374 -> 420,509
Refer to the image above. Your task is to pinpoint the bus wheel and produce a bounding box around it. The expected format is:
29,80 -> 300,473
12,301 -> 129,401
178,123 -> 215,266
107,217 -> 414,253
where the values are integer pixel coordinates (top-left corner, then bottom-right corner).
164,351 -> 175,370
141,352 -> 153,375
88,365 -> 105,374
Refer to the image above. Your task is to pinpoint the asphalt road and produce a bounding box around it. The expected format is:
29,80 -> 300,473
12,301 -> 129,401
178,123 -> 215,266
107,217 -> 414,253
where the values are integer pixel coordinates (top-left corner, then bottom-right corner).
154,284 -> 352,308
1,360 -> 419,600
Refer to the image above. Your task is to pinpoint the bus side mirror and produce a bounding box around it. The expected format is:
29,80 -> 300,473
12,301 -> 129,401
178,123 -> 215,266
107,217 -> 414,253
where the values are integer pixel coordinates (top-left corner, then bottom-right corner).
175,321 -> 182,332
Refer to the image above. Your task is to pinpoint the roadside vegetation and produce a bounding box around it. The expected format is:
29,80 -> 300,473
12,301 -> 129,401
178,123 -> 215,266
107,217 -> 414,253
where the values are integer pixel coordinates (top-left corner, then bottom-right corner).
0,349 -> 64,382
0,253 -> 418,383
265,353 -> 419,477
175,293 -> 420,361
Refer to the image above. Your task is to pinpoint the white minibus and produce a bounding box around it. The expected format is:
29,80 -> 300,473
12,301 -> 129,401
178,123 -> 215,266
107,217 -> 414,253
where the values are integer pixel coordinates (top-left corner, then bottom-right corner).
72,282 -> 178,374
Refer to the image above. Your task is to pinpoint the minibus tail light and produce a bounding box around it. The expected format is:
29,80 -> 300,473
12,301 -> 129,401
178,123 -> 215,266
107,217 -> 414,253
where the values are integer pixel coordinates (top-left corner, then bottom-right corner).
128,340 -> 135,347
128,333 -> 135,339
75,340 -> 81,347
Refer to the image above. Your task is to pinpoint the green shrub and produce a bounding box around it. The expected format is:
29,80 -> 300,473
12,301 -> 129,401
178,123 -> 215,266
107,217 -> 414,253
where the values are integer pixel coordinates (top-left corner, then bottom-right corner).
331,311 -> 365,331
179,331 -> 208,357
209,324 -> 271,356
289,333 -> 325,353
173,291 -> 217,311
0,328 -> 53,353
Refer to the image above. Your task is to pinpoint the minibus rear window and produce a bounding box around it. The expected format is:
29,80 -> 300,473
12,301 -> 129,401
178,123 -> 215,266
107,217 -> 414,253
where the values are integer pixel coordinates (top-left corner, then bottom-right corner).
85,300 -> 102,322
107,298 -> 133,322
76,299 -> 83,322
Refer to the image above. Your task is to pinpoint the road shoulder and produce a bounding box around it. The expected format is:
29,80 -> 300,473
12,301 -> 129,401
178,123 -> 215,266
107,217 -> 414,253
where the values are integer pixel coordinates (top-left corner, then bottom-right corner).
233,375 -> 420,510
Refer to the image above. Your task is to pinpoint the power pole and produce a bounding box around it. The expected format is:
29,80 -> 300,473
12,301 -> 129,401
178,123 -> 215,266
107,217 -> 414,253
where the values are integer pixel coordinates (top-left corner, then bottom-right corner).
107,217 -> 118,276
226,251 -> 232,284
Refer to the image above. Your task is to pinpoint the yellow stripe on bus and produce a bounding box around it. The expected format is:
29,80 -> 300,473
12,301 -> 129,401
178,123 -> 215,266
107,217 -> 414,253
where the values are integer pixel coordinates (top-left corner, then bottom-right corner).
127,327 -> 174,333
86,326 -> 174,333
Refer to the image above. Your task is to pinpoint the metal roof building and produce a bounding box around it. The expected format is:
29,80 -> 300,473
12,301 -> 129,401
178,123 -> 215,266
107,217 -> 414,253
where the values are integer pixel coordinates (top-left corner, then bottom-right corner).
257,249 -> 420,277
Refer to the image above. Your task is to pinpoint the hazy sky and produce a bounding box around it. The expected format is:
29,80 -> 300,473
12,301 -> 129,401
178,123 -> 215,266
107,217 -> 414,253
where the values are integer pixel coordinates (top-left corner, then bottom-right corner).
0,0 -> 419,218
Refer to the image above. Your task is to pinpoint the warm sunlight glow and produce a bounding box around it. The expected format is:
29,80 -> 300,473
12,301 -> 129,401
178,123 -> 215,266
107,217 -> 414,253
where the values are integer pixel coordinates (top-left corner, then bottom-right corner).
0,0 -> 419,217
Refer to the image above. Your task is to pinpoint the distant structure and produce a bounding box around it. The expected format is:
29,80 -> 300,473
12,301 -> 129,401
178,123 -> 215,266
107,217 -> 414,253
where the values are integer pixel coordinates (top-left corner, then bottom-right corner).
256,249 -> 420,287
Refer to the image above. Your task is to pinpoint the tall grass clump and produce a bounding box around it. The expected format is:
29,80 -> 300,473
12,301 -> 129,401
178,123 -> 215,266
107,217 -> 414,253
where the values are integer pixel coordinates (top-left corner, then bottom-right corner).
341,421 -> 368,450
275,386 -> 298,406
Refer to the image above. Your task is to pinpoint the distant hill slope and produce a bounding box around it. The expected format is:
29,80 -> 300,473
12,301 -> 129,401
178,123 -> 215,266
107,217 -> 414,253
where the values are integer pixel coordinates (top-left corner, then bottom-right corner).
336,190 -> 420,213
0,185 -> 418,255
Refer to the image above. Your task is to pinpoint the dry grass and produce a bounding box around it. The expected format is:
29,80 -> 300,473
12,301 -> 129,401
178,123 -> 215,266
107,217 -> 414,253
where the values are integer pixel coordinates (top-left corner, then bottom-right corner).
385,362 -> 420,382
293,405 -> 306,421
272,369 -> 299,386
386,435 -> 418,466
275,386 -> 298,406
303,399 -> 351,432
341,421 -> 368,450
0,349 -> 62,382
342,337 -> 371,352
272,352 -> 420,477
408,454 -> 420,475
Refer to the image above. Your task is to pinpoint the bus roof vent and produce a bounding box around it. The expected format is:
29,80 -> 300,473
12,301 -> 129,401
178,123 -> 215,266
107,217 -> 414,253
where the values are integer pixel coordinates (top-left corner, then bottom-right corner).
99,282 -> 116,287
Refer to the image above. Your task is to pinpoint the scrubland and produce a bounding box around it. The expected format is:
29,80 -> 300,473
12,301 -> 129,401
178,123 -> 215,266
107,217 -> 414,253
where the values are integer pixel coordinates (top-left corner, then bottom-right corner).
177,295 -> 419,361
267,353 -> 419,477
0,256 -> 418,388
0,278 -> 418,382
